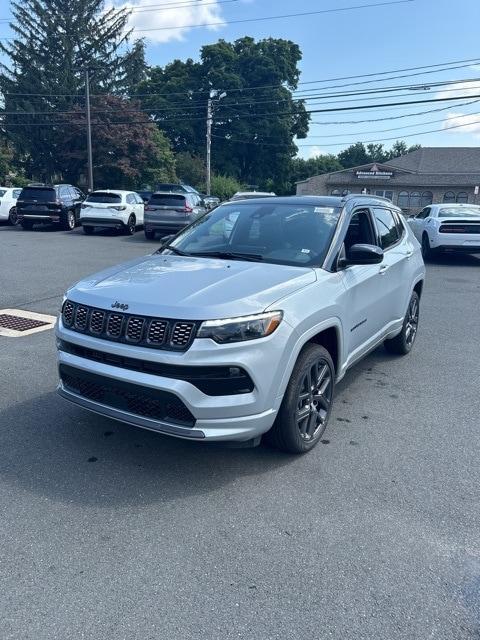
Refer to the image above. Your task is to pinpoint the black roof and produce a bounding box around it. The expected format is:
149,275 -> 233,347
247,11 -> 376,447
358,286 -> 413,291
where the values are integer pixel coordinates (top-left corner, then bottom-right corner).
222,194 -> 397,207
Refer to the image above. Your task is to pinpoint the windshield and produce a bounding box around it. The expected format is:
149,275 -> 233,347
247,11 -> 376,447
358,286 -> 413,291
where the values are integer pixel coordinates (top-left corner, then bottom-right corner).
163,202 -> 342,267
438,207 -> 480,218
19,187 -> 56,201
86,192 -> 122,203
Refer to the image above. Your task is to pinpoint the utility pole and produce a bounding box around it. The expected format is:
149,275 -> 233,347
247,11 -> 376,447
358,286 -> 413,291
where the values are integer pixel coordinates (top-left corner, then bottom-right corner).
206,96 -> 213,196
85,68 -> 94,193
206,90 -> 226,196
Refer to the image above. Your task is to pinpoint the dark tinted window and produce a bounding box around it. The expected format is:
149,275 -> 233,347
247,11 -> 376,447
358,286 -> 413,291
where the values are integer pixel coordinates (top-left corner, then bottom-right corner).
19,187 -> 56,201
150,194 -> 186,207
156,184 -> 185,193
373,208 -> 399,249
86,192 -> 122,204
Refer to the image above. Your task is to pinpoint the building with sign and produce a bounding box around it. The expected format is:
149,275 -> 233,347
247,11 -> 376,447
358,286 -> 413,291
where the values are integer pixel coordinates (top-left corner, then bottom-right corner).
296,147 -> 480,215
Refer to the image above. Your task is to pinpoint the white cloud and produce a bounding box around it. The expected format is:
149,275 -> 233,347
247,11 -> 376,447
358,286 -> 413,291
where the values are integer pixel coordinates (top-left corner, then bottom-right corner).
112,0 -> 227,44
442,111 -> 480,137
298,144 -> 325,160
435,80 -> 480,100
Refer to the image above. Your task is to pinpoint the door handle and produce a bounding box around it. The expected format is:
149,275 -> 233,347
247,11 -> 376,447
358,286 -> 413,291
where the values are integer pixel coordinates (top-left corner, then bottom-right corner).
379,265 -> 389,275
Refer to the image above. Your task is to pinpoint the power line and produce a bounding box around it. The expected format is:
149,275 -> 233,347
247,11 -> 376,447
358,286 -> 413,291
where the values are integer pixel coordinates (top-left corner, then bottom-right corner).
3,55 -> 479,99
131,0 -> 415,33
211,117 -> 480,147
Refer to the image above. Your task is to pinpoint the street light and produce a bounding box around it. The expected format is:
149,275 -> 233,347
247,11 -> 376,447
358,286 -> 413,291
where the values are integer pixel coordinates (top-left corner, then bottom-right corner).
206,89 -> 227,196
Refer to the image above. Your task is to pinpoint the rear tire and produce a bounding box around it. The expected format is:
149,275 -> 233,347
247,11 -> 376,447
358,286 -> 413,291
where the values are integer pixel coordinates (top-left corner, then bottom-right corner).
124,214 -> 136,235
20,220 -> 34,230
144,229 -> 155,240
61,210 -> 76,231
421,233 -> 435,260
266,344 -> 335,454
384,290 -> 420,355
83,225 -> 94,235
8,208 -> 18,226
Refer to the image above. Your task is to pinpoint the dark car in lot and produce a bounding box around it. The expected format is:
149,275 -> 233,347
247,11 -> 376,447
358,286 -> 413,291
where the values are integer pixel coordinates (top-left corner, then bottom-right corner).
137,190 -> 153,204
144,191 -> 207,239
155,183 -> 200,195
16,184 -> 84,231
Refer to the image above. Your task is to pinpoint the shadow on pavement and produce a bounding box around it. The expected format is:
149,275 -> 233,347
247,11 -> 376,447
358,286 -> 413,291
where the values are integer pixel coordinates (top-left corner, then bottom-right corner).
0,390 -> 296,508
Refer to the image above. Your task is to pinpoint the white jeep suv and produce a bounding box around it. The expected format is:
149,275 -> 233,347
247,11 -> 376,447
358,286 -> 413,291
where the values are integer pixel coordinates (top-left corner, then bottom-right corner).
56,195 -> 425,453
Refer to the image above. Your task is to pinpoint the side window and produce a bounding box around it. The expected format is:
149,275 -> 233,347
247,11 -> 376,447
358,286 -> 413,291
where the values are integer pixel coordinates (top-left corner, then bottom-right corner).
135,193 -> 143,204
344,209 -> 375,250
126,193 -> 134,204
417,207 -> 430,219
392,211 -> 405,238
13,189 -> 22,198
373,207 -> 399,250
59,186 -> 70,200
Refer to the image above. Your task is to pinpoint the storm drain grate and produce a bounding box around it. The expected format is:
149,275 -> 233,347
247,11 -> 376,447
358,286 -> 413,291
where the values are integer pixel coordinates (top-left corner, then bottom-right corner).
0,309 -> 56,337
0,314 -> 49,331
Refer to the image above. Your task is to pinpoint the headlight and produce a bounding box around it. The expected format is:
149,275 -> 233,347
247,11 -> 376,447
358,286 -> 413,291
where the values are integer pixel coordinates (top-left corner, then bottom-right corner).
197,311 -> 283,344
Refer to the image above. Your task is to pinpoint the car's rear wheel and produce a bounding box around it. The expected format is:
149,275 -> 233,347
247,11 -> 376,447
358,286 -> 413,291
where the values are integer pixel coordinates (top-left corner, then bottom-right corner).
8,208 -> 18,226
124,214 -> 136,235
144,229 -> 155,240
83,225 -> 94,235
421,233 -> 435,260
384,290 -> 420,355
267,344 -> 334,454
20,220 -> 34,230
61,210 -> 76,231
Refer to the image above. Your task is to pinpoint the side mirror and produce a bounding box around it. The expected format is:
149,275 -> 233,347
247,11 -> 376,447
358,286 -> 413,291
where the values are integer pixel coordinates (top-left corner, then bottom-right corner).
345,244 -> 384,265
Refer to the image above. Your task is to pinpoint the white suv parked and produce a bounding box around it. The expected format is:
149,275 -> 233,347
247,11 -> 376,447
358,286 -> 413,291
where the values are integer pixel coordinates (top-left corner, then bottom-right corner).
80,190 -> 144,235
56,195 -> 425,453
407,203 -> 480,258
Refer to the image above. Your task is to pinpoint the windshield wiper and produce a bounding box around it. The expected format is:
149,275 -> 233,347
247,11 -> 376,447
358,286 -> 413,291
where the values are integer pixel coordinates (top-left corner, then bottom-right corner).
188,251 -> 264,262
156,244 -> 189,256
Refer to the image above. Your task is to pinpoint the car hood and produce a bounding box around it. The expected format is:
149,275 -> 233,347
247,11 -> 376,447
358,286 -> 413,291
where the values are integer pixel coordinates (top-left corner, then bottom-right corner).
68,254 -> 317,319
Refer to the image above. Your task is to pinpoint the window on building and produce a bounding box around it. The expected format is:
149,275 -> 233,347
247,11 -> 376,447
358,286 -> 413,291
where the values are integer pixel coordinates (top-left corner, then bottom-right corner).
420,191 -> 433,206
409,192 -> 421,208
443,191 -> 456,203
331,189 -> 341,196
374,190 -> 394,201
397,191 -> 409,208
456,192 -> 468,203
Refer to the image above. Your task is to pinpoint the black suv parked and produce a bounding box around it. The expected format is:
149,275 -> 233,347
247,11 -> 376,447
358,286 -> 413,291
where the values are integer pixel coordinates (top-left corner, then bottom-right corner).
16,184 -> 85,231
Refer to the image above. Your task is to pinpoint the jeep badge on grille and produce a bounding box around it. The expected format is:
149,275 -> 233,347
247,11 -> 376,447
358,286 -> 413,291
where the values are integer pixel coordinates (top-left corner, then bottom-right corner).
111,301 -> 129,311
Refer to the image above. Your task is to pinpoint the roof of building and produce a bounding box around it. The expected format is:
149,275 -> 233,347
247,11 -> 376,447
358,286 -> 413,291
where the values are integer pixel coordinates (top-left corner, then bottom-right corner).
387,147 -> 480,174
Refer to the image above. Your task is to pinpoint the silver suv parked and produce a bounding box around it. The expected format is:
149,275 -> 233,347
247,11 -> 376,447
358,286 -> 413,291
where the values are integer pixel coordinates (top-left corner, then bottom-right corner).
56,195 -> 425,453
144,191 -> 206,239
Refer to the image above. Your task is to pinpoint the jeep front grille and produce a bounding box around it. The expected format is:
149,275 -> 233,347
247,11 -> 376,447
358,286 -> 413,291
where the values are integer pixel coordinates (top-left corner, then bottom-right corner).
62,301 -> 198,351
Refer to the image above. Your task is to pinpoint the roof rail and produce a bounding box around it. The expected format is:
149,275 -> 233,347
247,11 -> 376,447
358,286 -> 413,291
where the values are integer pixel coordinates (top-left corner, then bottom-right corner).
342,193 -> 394,204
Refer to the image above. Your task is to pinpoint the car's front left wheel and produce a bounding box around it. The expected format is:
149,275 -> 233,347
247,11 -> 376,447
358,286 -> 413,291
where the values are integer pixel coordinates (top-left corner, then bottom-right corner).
267,344 -> 335,454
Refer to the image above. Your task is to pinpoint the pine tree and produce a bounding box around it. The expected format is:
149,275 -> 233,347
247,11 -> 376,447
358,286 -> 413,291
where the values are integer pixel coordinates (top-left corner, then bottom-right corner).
0,0 -> 146,182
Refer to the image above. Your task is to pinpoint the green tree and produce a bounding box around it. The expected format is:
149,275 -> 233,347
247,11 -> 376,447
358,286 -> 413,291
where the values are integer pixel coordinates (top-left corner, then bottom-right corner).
136,37 -> 309,193
0,0 -> 146,181
288,154 -> 342,192
337,140 -> 422,167
208,174 -> 242,201
337,142 -> 371,168
59,95 -> 176,189
175,152 -> 205,188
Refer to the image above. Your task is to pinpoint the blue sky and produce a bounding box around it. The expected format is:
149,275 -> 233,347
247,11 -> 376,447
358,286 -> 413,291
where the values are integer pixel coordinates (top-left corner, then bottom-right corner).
2,0 -> 480,158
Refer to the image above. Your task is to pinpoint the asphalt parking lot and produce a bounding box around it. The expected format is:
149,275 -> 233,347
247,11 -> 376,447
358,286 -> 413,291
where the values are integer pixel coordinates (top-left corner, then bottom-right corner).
1,223 -> 480,640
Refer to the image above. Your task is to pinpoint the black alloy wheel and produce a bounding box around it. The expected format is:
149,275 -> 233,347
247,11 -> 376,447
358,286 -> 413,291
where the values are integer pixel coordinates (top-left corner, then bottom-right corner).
267,344 -> 335,454
384,290 -> 420,355
8,207 -> 18,225
125,214 -> 136,235
62,210 -> 76,231
421,233 -> 433,259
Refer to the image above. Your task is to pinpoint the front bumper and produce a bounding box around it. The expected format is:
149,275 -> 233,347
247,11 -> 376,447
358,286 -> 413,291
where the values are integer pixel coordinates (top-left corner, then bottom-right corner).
55,318 -> 291,441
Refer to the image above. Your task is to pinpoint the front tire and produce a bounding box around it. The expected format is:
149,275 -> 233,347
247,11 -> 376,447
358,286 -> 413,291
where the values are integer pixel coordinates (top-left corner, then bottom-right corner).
8,208 -> 18,225
384,290 -> 420,355
124,214 -> 136,235
61,210 -> 76,231
267,344 -> 335,454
